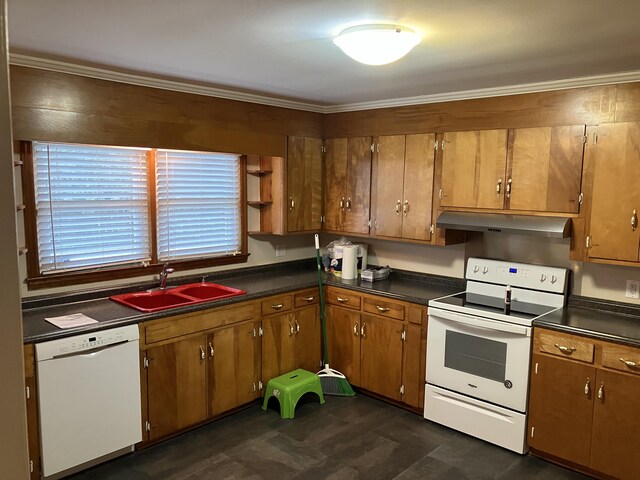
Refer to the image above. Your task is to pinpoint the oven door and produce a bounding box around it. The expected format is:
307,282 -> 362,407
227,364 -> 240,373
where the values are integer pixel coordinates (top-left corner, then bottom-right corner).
426,306 -> 532,412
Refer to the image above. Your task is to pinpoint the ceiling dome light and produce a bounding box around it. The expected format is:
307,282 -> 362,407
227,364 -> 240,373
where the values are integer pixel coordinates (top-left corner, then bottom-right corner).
333,24 -> 421,66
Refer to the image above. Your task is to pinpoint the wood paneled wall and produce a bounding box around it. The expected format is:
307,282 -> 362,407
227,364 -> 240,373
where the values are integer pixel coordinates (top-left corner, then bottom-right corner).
324,83 -> 640,137
10,66 -> 324,157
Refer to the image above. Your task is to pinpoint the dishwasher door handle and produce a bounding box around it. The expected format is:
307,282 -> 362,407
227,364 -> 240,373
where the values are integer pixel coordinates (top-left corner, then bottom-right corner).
51,340 -> 129,360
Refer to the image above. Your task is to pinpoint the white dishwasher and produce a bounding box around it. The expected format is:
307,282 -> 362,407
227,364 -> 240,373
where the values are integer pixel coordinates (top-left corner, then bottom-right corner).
36,324 -> 142,478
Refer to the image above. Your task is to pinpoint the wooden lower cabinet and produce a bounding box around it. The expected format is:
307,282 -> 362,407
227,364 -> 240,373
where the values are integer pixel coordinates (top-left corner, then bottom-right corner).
24,344 -> 40,480
146,334 -> 208,441
528,353 -> 595,466
325,287 -> 427,409
529,327 -> 640,480
208,321 -> 262,417
589,368 -> 640,480
261,290 -> 322,383
360,313 -> 404,401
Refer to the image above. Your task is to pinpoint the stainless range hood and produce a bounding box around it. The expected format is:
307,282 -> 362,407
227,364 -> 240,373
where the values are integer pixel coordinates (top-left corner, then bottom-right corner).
436,211 -> 572,238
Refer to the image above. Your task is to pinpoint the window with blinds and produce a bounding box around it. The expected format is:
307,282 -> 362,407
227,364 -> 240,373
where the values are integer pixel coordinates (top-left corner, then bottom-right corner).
156,149 -> 241,261
33,142 -> 151,273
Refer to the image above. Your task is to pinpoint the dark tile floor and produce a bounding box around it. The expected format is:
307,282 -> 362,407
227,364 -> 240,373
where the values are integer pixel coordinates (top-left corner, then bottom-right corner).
69,395 -> 591,479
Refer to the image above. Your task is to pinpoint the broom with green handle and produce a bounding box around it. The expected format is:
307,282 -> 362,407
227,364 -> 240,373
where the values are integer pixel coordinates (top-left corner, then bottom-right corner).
315,234 -> 355,396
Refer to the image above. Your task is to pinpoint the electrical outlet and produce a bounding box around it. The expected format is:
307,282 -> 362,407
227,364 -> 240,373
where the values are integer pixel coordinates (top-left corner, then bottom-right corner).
625,280 -> 639,299
275,245 -> 286,257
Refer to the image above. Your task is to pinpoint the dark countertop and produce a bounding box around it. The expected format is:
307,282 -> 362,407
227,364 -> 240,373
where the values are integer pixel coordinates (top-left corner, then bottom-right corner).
22,262 -> 464,344
22,260 -> 640,348
534,297 -> 640,348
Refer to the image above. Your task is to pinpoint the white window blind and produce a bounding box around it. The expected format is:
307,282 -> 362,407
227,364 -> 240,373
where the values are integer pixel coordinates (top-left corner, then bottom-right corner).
33,142 -> 151,273
156,149 -> 241,261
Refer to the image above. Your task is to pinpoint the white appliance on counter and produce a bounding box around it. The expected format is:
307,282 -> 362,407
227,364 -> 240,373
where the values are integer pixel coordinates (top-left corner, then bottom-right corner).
424,258 -> 568,454
36,325 -> 141,478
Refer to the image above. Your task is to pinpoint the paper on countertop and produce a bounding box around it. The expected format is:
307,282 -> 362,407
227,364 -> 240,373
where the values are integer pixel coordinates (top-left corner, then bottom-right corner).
45,313 -> 99,329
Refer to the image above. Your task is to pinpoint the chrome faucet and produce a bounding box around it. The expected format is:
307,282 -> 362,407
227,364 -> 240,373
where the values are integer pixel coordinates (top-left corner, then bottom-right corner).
159,263 -> 175,290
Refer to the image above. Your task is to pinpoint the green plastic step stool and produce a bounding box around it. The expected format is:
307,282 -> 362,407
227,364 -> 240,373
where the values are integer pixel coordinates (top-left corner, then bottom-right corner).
262,368 -> 325,419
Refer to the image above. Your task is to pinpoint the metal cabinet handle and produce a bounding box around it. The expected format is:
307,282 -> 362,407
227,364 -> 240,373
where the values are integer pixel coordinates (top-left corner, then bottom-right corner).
395,200 -> 401,214
295,321 -> 300,334
340,197 -> 345,209
598,382 -> 605,400
353,322 -> 359,336
506,178 -> 512,198
376,305 -> 390,313
632,210 -> 638,231
336,297 -> 349,303
360,322 -> 366,338
403,200 -> 409,216
289,196 -> 295,210
302,296 -> 314,302
209,342 -> 214,358
496,178 -> 502,195
287,322 -> 294,336
620,357 -> 640,369
200,346 -> 205,361
554,343 -> 576,354
584,378 -> 591,397
271,304 -> 284,310
345,197 -> 352,210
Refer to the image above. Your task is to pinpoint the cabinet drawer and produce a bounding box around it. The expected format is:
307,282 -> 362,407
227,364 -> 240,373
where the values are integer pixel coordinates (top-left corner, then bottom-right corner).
326,287 -> 361,310
362,296 -> 405,320
261,294 -> 293,316
601,342 -> 640,375
535,329 -> 595,364
294,289 -> 319,308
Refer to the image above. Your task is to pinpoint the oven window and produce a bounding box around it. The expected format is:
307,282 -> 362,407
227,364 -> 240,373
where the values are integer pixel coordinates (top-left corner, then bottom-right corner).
444,331 -> 507,382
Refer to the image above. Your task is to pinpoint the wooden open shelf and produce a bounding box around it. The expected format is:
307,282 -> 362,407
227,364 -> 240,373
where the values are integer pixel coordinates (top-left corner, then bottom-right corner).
246,155 -> 285,235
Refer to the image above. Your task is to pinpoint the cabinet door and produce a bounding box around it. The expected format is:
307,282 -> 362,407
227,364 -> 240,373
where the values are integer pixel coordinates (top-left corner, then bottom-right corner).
373,135 -> 405,238
360,314 -> 404,401
208,321 -> 261,417
147,334 -> 208,440
343,136 -> 372,235
287,136 -> 322,232
324,138 -> 348,231
325,304 -> 361,386
294,304 -> 322,373
508,125 -> 584,213
402,133 -> 435,241
441,129 -> 507,209
402,322 -> 426,409
24,345 -> 40,480
261,313 -> 296,383
589,368 -> 640,480
527,354 -> 595,466
588,122 -> 640,262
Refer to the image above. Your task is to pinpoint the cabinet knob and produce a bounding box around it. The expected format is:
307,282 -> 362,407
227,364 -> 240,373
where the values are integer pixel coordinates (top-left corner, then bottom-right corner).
302,296 -> 314,302
395,200 -> 401,214
289,196 -> 295,210
295,321 -> 300,334
584,378 -> 591,397
376,305 -> 390,313
209,342 -> 214,358
345,197 -> 352,210
632,210 -> 638,231
288,322 -> 294,337
271,304 -> 284,310
403,200 -> 409,216
496,178 -> 502,195
340,197 -> 345,209
336,297 -> 349,303
360,322 -> 366,338
506,178 -> 512,198
199,346 -> 205,361
353,322 -> 359,336
620,357 -> 639,369
598,382 -> 605,400
554,343 -> 576,354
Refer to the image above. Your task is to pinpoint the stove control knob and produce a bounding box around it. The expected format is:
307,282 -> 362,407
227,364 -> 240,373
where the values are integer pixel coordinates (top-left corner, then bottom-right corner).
473,265 -> 479,273
540,274 -> 547,282
550,274 -> 557,284
482,266 -> 489,274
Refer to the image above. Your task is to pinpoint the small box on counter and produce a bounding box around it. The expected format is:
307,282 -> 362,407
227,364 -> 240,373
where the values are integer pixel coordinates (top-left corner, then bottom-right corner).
361,266 -> 391,282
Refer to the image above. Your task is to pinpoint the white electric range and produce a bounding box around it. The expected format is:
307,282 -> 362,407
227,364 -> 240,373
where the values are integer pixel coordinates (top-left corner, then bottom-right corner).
424,258 -> 568,454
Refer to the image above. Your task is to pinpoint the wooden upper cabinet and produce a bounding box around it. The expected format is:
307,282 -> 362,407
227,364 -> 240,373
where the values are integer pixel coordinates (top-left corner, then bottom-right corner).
323,136 -> 372,235
507,125 -> 585,213
588,122 -> 640,262
372,134 -> 436,242
286,136 -> 322,232
440,129 -> 508,209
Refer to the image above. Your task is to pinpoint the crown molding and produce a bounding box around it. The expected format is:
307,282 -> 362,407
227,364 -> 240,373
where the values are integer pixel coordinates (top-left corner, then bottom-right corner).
9,53 -> 327,113
324,70 -> 640,113
10,53 -> 640,115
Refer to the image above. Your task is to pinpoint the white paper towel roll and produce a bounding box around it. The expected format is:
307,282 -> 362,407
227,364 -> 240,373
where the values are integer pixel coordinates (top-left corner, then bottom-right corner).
341,245 -> 357,280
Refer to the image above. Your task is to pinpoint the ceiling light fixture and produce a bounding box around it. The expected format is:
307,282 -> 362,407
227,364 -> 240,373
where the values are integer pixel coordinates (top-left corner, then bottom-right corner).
333,24 -> 421,66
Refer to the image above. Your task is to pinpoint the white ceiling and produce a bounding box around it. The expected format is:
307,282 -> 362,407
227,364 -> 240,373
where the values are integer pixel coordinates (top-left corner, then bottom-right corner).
7,1 -> 640,108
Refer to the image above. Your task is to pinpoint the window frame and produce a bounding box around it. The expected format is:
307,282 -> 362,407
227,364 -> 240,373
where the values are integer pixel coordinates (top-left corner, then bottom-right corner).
21,141 -> 248,290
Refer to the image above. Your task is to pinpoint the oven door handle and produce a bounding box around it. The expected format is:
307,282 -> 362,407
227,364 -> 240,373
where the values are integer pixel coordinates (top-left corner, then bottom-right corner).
429,308 -> 530,336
